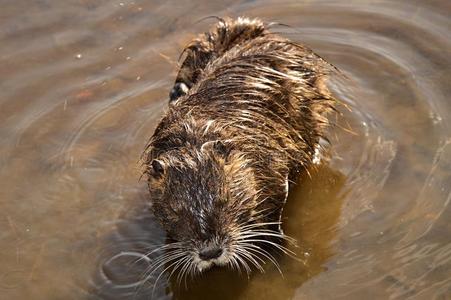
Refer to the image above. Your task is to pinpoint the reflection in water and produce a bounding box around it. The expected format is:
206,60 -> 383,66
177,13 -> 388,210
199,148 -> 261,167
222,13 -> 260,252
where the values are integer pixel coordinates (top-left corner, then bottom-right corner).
92,164 -> 345,300
235,165 -> 346,300
0,0 -> 450,299
90,211 -> 169,300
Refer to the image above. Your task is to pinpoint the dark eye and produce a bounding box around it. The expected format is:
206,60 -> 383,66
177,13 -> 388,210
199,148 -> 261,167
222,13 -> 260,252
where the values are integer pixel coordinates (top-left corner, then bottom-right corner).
150,159 -> 165,177
169,82 -> 189,102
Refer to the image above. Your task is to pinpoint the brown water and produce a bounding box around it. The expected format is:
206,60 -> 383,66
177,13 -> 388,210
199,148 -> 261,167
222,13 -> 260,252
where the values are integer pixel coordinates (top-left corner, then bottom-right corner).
1,0 -> 450,299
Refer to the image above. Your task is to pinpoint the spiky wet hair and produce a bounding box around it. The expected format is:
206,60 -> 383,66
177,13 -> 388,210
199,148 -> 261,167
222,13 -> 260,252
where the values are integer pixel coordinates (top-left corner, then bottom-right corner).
142,17 -> 334,272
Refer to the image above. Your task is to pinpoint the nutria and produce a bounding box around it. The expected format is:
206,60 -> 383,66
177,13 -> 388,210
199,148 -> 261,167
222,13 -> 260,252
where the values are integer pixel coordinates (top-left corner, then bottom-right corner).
143,17 -> 335,279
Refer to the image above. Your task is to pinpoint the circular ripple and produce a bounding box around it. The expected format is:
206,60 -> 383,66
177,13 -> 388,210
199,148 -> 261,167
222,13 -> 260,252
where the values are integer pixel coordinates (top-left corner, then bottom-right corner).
0,0 -> 450,300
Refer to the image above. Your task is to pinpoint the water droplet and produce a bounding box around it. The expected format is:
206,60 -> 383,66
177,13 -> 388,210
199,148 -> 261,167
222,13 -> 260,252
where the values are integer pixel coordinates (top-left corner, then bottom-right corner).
429,111 -> 442,125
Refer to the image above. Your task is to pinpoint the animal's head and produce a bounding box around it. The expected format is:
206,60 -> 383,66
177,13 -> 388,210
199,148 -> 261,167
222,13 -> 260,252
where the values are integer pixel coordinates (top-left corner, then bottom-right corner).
143,112 -> 293,277
146,136 -> 265,271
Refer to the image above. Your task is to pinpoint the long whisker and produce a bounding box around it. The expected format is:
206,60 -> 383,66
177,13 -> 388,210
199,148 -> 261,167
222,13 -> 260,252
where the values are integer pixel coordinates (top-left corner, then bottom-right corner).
167,255 -> 190,283
177,255 -> 193,288
235,248 -> 265,273
151,253 -> 188,298
238,243 -> 283,276
238,221 -> 283,230
142,242 -> 185,257
232,251 -> 252,276
136,249 -> 185,295
186,259 -> 198,288
133,250 -> 182,296
237,231 -> 297,246
239,238 -> 300,262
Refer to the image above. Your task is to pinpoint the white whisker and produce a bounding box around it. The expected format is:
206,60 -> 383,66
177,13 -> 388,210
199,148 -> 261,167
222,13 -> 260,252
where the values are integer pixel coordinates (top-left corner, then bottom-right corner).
235,248 -> 265,272
239,243 -> 283,276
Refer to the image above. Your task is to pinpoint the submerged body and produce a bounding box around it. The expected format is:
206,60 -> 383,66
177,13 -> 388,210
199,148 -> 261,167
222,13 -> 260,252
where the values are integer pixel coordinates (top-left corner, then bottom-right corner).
144,17 -> 334,274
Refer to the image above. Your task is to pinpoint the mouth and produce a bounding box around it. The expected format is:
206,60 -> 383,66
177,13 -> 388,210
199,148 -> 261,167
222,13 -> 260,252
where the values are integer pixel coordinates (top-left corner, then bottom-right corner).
194,250 -> 229,272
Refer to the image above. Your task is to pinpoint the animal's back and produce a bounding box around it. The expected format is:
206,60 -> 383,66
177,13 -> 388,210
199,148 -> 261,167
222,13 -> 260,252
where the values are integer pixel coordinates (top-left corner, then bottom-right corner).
160,17 -> 334,174
143,17 -> 336,275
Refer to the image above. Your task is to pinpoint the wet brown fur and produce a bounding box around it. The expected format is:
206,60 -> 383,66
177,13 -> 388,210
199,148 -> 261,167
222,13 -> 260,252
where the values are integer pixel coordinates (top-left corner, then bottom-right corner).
143,17 -> 335,269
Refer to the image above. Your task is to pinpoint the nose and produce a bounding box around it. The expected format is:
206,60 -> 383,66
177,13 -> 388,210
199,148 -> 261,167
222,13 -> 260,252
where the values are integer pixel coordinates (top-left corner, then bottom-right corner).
198,246 -> 223,260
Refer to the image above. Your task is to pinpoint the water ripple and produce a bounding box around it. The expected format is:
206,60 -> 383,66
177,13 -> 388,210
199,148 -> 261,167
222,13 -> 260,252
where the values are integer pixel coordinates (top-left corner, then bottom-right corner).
0,0 -> 450,299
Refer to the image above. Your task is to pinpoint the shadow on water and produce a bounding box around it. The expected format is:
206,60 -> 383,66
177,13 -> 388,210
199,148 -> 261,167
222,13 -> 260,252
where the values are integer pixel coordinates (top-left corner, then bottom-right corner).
234,164 -> 346,300
89,206 -> 169,300
90,163 -> 346,300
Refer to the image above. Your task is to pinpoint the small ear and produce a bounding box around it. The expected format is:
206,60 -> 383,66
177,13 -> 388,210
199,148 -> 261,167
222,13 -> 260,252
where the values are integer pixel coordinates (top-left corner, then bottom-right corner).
213,140 -> 232,157
201,140 -> 233,157
150,159 -> 165,177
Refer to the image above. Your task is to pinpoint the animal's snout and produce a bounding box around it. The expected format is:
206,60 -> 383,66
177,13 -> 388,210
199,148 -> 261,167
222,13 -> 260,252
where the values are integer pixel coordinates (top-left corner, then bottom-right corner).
198,246 -> 223,260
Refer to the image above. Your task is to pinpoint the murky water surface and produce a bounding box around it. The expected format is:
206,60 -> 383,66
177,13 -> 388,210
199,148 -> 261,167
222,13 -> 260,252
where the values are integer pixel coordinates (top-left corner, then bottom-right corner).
1,0 -> 450,299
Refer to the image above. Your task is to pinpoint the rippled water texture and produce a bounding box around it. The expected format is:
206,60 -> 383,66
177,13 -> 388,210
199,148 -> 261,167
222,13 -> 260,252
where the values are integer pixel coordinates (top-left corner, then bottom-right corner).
1,0 -> 450,299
